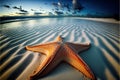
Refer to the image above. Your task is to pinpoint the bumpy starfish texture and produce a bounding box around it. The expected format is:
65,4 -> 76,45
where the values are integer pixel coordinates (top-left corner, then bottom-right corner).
26,36 -> 96,80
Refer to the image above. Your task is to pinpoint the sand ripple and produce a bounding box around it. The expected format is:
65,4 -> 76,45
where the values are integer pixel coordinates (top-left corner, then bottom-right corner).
0,18 -> 119,80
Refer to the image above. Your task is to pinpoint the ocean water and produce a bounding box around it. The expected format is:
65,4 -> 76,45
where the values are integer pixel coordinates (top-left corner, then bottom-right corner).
0,17 -> 119,80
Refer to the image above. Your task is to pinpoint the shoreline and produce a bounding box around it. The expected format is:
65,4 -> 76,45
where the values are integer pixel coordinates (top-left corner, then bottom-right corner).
0,16 -> 119,24
74,17 -> 120,24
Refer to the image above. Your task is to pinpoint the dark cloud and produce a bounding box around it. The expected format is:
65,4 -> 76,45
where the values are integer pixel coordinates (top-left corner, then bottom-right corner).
19,6 -> 27,13
72,0 -> 84,11
52,1 -> 70,12
13,6 -> 20,9
34,12 -> 42,15
20,9 -> 28,13
3,5 -> 10,8
52,2 -> 63,9
63,3 -> 71,12
52,2 -> 58,7
54,11 -> 63,15
31,9 -> 34,11
16,12 -> 28,15
13,6 -> 28,13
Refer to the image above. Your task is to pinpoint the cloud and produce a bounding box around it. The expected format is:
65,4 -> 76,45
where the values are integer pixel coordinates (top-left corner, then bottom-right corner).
19,6 -> 28,13
20,9 -> 28,13
58,2 -> 63,8
3,5 -> 10,8
63,3 -> 71,11
34,12 -> 42,14
52,1 -> 72,13
52,2 -> 58,7
13,6 -> 28,13
13,6 -> 20,9
72,0 -> 84,11
16,12 -> 28,14
54,11 -> 63,15
31,9 -> 35,11
52,2 -> 63,9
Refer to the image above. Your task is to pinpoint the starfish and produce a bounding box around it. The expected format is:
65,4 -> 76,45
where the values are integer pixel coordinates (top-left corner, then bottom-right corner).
26,36 -> 96,80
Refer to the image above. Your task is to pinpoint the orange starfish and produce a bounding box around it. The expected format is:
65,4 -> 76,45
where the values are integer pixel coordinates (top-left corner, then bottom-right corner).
26,36 -> 96,80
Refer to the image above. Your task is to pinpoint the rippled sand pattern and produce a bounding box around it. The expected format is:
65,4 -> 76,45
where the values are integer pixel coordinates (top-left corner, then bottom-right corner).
0,18 -> 119,80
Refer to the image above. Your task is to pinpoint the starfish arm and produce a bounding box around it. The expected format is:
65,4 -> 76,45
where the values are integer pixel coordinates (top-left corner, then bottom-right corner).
30,46 -> 64,80
26,42 -> 60,55
64,45 -> 96,80
66,42 -> 90,53
54,36 -> 64,42
29,56 -> 54,80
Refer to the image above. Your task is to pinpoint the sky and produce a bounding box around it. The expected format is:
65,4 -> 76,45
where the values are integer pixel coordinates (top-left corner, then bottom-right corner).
0,0 -> 119,17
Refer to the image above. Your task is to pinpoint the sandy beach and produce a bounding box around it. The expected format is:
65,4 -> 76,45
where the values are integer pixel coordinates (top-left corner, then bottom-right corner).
0,17 -> 119,80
